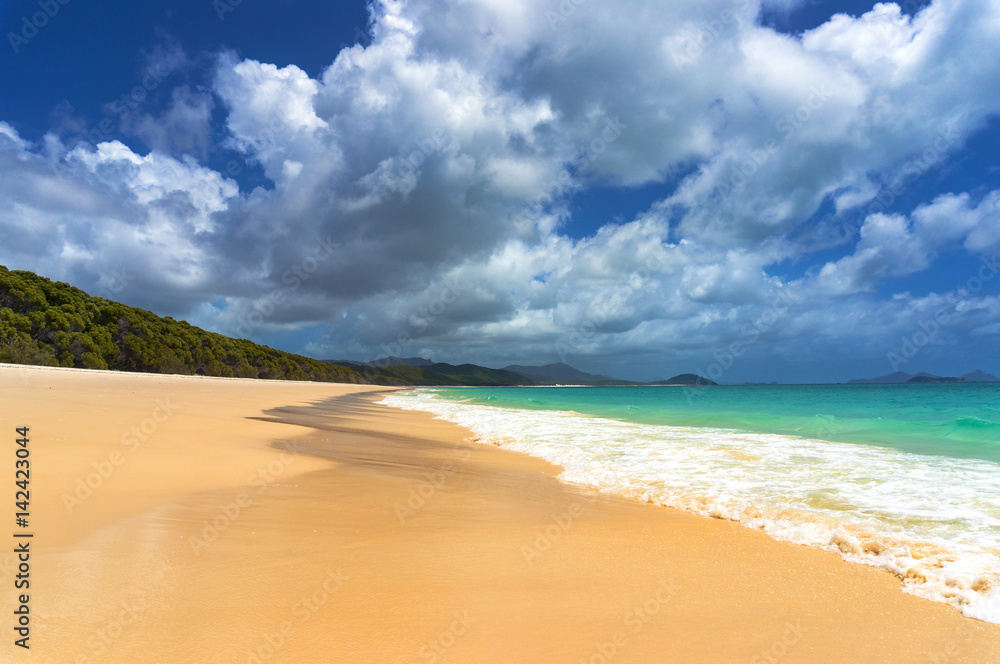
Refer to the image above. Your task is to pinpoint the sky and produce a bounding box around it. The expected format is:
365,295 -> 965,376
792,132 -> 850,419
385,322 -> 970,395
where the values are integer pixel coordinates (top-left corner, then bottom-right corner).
1,0 -> 999,383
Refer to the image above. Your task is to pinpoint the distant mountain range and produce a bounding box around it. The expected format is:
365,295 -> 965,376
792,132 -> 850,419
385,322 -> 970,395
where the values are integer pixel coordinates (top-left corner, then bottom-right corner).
501,362 -> 614,384
6,264 -> 991,389
328,357 -> 720,387
326,356 -> 1000,388
847,370 -> 1000,384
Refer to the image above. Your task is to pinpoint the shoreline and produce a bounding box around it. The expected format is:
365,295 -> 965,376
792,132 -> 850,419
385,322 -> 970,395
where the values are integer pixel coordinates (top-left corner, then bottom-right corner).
2,365 -> 998,662
386,386 -> 1000,625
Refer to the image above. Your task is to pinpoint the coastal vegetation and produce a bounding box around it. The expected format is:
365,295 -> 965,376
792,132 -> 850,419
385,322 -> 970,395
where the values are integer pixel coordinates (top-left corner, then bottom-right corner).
0,265 -> 371,383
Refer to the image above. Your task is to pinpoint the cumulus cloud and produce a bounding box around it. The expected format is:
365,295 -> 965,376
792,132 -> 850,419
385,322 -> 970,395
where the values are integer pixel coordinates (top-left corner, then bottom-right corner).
814,213 -> 931,295
811,190 -> 1000,295
2,0 -> 1000,380
0,127 -> 237,312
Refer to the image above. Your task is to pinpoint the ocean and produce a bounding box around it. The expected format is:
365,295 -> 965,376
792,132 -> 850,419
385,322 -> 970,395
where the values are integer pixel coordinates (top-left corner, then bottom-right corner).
381,383 -> 1000,623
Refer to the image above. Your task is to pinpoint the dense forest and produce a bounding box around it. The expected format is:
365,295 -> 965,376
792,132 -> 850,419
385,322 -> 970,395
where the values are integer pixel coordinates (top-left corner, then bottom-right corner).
0,265 -> 376,383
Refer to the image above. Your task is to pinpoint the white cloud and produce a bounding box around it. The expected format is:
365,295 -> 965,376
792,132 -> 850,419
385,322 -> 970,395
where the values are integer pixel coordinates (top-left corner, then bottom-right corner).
913,192 -> 985,243
962,191 -> 1000,254
2,0 -> 1000,379
68,140 -> 237,234
0,129 -> 237,308
215,55 -> 331,181
814,213 -> 930,295
811,190 -> 1000,296
0,122 -> 27,150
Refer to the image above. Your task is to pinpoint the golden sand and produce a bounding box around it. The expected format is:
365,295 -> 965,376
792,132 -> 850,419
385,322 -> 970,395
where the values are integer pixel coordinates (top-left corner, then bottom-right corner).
1,364 -> 998,663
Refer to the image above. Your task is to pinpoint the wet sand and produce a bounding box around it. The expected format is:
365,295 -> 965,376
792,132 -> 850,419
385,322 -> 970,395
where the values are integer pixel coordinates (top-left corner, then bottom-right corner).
1,364 -> 998,663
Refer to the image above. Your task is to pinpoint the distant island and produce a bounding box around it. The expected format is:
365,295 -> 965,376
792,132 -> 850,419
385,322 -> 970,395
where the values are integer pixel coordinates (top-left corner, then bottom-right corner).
501,362 -> 614,384
647,373 -> 719,387
847,370 -> 999,384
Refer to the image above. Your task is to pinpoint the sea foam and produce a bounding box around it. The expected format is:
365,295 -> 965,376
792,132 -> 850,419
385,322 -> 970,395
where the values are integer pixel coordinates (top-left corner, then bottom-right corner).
381,390 -> 1000,623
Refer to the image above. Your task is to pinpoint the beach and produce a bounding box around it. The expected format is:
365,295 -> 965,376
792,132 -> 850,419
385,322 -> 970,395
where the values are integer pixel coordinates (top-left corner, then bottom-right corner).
2,364 -> 999,663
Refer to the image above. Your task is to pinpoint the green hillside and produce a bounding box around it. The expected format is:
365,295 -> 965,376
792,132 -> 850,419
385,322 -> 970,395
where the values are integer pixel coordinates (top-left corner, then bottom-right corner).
0,265 -> 371,383
0,265 -> 542,386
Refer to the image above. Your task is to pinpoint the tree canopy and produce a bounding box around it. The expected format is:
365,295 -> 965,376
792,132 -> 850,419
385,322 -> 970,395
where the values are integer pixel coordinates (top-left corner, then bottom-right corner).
0,265 -> 373,384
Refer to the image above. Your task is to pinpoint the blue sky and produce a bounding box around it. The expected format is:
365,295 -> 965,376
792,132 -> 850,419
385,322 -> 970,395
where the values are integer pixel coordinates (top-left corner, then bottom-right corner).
1,0 -> 999,383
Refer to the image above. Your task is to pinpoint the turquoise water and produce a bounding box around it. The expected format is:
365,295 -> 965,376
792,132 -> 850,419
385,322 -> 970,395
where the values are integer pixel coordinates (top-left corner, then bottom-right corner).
429,384 -> 1000,463
383,384 -> 1000,622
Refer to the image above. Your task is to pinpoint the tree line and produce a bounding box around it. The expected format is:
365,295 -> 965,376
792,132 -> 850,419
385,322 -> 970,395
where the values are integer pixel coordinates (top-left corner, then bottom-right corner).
0,265 -> 378,383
